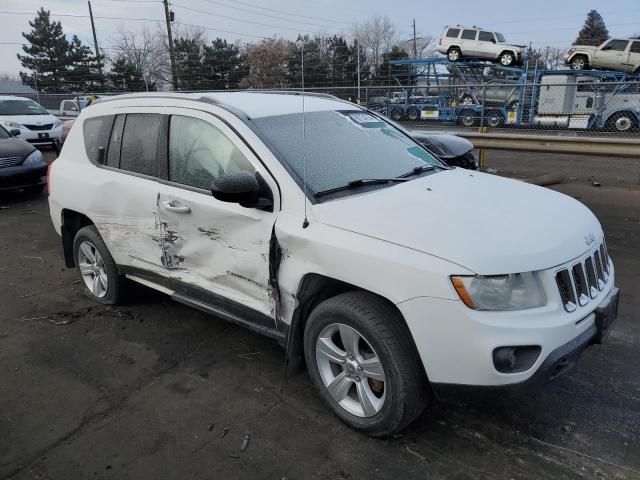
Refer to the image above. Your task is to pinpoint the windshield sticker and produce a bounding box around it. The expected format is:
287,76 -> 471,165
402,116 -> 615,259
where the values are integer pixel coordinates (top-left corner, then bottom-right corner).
341,111 -> 384,127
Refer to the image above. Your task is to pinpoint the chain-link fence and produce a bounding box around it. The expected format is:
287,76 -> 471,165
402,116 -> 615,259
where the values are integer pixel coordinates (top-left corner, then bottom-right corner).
2,79 -> 639,187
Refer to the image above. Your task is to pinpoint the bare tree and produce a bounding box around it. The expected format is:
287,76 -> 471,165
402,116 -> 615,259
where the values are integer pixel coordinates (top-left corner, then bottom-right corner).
353,16 -> 396,68
240,38 -> 293,88
110,26 -> 168,87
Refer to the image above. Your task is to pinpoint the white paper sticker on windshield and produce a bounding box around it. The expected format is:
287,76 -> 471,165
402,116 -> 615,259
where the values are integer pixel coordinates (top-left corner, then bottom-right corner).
347,112 -> 380,124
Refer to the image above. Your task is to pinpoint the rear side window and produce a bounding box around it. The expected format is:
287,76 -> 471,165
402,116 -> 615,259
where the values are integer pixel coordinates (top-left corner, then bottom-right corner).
461,29 -> 477,40
106,114 -> 125,168
83,116 -> 114,164
120,114 -> 162,177
478,31 -> 495,42
446,28 -> 460,38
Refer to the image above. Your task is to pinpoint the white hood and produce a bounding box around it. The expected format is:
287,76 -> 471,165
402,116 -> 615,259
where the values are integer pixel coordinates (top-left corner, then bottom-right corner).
312,169 -> 601,275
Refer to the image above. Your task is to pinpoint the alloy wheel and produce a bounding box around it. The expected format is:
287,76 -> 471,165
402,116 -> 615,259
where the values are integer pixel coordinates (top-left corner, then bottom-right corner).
77,240 -> 108,298
315,323 -> 386,418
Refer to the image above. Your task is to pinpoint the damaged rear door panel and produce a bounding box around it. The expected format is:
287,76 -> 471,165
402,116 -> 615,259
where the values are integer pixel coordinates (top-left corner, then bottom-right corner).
158,109 -> 281,324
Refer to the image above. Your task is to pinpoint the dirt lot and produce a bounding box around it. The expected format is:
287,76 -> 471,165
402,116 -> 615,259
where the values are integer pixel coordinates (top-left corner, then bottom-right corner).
0,151 -> 639,480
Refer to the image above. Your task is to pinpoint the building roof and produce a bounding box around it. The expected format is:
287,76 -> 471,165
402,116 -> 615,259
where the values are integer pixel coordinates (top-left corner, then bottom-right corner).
0,79 -> 37,95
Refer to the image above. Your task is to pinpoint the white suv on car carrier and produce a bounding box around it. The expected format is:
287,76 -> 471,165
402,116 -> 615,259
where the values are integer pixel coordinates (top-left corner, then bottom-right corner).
48,92 -> 619,436
437,26 -> 525,66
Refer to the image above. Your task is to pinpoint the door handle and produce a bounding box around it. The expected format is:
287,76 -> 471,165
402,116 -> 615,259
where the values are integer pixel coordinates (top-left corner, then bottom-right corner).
163,201 -> 191,213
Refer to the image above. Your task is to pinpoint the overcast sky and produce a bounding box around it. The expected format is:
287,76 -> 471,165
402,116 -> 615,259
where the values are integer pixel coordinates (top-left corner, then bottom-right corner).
1,0 -> 640,75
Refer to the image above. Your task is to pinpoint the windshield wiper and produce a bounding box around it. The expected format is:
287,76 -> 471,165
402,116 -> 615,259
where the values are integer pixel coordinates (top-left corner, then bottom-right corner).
397,164 -> 444,178
314,178 -> 408,198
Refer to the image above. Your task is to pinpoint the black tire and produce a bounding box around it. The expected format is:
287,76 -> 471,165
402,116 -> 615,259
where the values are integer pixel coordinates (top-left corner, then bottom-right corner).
570,55 -> 588,71
390,107 -> 404,121
486,110 -> 503,127
459,109 -> 478,127
304,291 -> 428,437
73,225 -> 124,305
447,47 -> 461,62
499,51 -> 515,67
460,94 -> 475,105
607,111 -> 638,133
406,107 -> 420,121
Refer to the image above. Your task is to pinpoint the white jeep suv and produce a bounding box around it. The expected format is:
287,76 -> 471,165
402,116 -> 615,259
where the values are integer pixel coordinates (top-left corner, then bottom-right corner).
565,38 -> 640,73
437,26 -> 525,66
48,92 -> 619,436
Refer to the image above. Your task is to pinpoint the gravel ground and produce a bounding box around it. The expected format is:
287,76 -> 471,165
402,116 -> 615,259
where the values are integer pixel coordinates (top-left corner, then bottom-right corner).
0,151 -> 638,480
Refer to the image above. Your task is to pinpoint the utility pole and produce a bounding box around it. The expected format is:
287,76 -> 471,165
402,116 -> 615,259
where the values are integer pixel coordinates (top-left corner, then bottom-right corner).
412,19 -> 417,58
87,1 -> 103,83
163,0 -> 178,90
357,41 -> 361,104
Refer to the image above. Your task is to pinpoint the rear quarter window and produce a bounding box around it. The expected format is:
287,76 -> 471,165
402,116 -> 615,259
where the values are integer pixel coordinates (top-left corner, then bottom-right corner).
83,116 -> 114,164
119,114 -> 163,177
446,28 -> 460,38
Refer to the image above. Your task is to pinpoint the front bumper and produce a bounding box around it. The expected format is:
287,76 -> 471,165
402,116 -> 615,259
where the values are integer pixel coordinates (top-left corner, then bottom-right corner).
397,264 -> 617,387
0,163 -> 48,191
17,126 -> 62,146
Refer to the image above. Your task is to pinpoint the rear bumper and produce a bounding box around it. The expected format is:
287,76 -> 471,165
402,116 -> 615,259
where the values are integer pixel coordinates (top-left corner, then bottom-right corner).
0,163 -> 48,191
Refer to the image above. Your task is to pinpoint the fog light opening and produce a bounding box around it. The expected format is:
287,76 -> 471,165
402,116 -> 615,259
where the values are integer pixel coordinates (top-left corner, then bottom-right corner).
493,346 -> 541,374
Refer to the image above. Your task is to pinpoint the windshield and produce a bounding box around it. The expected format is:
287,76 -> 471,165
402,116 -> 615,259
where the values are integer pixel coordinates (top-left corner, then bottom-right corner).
496,33 -> 507,43
251,110 -> 443,195
0,99 -> 49,116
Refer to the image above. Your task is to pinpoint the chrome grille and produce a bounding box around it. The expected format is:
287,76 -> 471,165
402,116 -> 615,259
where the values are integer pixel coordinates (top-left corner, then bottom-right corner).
556,241 -> 610,312
0,156 -> 22,168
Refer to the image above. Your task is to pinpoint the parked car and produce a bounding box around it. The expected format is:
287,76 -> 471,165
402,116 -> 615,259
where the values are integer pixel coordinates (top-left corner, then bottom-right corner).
411,131 -> 478,169
437,26 -> 526,66
565,38 -> 640,73
0,124 -> 48,194
0,96 -> 62,148
49,92 -> 619,436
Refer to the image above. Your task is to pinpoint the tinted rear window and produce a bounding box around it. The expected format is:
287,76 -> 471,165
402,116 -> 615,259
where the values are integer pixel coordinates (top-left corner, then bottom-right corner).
461,29 -> 477,40
120,114 -> 162,177
446,28 -> 460,38
83,116 -> 114,164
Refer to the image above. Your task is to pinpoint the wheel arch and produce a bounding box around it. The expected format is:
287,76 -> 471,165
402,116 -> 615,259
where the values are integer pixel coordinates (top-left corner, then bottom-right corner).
602,108 -> 640,129
283,273 -> 418,377
61,209 -> 95,267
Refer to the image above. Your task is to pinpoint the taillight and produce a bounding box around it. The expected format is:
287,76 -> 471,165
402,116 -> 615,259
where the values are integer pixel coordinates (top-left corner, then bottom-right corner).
46,161 -> 54,195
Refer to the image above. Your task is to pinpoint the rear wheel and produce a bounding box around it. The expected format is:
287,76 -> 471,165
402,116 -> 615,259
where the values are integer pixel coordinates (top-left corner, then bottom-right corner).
447,48 -> 461,62
304,292 -> 428,437
459,94 -> 475,105
73,225 -> 124,305
570,55 -> 588,71
390,107 -> 404,121
486,110 -> 503,127
406,107 -> 420,121
459,109 -> 478,127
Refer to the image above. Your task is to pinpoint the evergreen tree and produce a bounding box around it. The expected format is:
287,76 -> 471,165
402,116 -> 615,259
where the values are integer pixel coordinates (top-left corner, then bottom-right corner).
66,35 -> 103,92
17,8 -> 70,92
574,10 -> 609,46
288,36 -> 330,88
174,37 -> 205,90
202,38 -> 248,90
107,56 -> 155,92
375,46 -> 408,84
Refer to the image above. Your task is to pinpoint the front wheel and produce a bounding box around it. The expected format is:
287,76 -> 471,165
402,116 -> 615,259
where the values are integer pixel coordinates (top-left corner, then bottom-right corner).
459,109 -> 478,127
499,52 -> 515,66
570,55 -> 588,71
304,292 -> 428,437
607,112 -> 637,133
73,225 -> 125,305
390,107 -> 404,121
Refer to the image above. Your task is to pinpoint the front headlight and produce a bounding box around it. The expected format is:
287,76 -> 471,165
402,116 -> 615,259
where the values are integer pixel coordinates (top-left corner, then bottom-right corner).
53,119 -> 63,128
451,272 -> 546,310
22,149 -> 45,166
0,120 -> 22,130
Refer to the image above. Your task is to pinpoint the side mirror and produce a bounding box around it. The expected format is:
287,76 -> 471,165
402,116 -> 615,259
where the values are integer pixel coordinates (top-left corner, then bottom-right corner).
211,171 -> 273,210
10,128 -> 20,136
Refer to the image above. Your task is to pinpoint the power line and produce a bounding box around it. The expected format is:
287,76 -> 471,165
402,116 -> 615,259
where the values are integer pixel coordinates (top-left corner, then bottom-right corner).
0,10 -> 163,22
198,0 -> 352,25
